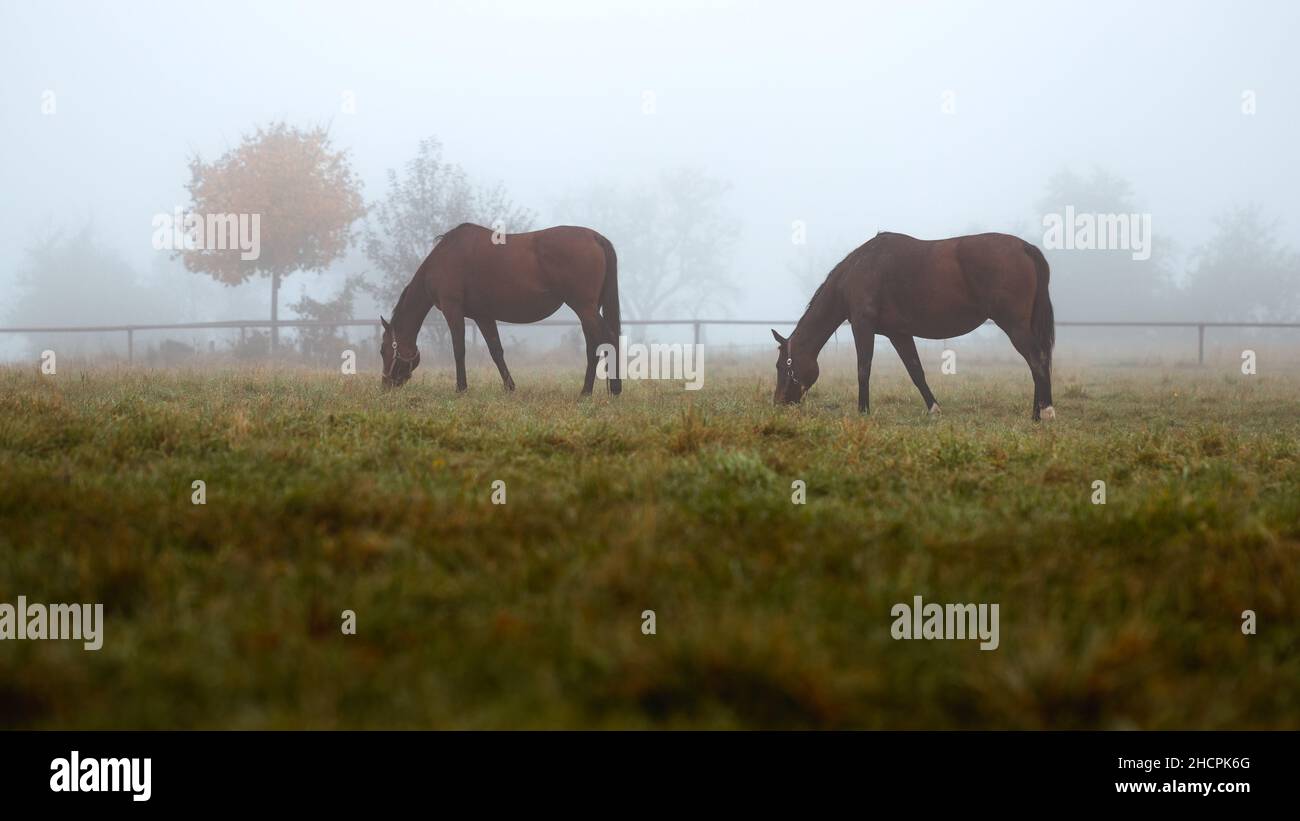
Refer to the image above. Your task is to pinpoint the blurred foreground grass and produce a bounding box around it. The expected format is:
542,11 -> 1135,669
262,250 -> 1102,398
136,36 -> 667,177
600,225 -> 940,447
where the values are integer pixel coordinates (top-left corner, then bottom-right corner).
1,361 -> 1297,728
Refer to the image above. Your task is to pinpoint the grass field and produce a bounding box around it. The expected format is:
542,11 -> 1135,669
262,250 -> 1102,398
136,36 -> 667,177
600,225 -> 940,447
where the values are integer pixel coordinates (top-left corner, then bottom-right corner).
1,360 -> 1297,729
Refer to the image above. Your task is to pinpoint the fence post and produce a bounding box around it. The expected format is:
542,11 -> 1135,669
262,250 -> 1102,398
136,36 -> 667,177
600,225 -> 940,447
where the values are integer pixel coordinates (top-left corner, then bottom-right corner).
1198,324 -> 1205,366
270,272 -> 280,357
693,321 -> 701,347
127,328 -> 133,365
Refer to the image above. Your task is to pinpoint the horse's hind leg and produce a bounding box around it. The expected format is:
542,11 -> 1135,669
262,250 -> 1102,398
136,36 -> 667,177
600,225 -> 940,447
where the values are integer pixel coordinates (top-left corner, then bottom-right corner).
599,315 -> 622,395
888,334 -> 940,414
576,311 -> 612,396
475,318 -> 515,391
997,319 -> 1051,420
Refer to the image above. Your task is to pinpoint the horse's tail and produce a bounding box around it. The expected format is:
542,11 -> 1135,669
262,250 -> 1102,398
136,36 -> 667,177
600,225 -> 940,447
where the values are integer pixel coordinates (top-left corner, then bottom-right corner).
595,232 -> 622,395
1023,241 -> 1055,368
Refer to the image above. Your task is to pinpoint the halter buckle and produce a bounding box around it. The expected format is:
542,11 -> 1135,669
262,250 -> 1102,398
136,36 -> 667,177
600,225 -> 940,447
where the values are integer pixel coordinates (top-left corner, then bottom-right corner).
385,339 -> 419,378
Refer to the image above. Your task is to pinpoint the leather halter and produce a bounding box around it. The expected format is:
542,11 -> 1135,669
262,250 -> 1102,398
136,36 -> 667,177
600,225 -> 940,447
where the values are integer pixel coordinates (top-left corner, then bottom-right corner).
384,339 -> 419,380
785,338 -> 804,389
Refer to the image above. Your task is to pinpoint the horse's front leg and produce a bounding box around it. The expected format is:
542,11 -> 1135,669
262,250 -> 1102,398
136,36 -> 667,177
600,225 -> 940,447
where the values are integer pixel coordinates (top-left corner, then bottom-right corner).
444,307 -> 468,392
850,314 -> 877,413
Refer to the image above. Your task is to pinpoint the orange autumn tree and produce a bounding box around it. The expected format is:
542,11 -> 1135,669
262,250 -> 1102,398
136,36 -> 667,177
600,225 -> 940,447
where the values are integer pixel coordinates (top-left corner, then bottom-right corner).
181,123 -> 365,351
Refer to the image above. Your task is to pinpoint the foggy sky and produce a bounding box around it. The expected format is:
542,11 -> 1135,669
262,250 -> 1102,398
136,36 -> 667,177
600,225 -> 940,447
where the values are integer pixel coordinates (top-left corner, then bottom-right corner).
2,0 -> 1297,326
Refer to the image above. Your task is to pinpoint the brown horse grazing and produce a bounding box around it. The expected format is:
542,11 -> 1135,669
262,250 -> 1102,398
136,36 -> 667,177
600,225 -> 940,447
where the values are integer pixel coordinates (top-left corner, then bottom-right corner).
773,231 -> 1056,420
381,223 -> 621,395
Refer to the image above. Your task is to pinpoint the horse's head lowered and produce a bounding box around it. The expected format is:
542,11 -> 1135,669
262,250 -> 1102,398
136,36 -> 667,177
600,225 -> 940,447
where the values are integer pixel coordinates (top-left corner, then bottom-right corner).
380,316 -> 420,388
771,329 -> 818,404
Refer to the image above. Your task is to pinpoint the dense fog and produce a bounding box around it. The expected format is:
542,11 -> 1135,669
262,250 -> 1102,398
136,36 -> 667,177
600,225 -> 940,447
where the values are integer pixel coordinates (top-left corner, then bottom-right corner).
2,0 -> 1297,361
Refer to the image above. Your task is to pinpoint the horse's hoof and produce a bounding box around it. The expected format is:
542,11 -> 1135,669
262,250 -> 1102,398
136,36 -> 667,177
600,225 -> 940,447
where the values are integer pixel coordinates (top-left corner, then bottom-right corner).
1041,405 -> 1056,420
928,404 -> 941,416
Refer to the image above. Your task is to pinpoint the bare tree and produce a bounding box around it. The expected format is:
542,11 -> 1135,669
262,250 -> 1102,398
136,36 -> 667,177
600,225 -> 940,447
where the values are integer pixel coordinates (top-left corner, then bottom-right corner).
364,137 -> 534,315
556,167 -> 739,323
1034,167 -> 1176,320
1184,204 -> 1299,321
10,223 -> 166,357
289,275 -> 367,364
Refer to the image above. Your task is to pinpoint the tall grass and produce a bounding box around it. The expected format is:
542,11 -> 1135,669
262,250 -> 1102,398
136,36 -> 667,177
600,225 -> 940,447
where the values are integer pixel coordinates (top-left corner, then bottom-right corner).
1,363 -> 1296,728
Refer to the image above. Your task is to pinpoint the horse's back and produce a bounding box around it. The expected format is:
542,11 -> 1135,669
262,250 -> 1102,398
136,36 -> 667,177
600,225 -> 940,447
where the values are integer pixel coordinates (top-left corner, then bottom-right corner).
862,232 -> 1039,338
440,224 -> 608,323
450,224 -> 603,274
951,233 -> 1042,324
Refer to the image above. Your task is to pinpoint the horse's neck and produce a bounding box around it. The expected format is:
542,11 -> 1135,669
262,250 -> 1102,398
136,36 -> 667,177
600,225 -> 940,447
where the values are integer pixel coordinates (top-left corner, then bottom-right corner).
791,285 -> 846,360
394,281 -> 435,343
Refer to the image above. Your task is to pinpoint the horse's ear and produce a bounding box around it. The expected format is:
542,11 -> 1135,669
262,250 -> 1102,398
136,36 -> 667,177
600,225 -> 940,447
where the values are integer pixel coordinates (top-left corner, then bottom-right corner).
771,329 -> 788,346
380,316 -> 390,331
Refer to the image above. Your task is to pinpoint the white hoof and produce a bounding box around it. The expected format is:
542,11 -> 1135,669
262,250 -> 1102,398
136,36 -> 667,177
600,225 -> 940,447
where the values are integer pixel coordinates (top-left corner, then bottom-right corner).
928,404 -> 941,416
1040,406 -> 1056,420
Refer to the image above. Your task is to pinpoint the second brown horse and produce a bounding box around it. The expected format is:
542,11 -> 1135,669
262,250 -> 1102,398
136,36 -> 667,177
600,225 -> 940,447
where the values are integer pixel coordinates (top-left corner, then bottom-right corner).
381,223 -> 621,395
773,231 -> 1056,420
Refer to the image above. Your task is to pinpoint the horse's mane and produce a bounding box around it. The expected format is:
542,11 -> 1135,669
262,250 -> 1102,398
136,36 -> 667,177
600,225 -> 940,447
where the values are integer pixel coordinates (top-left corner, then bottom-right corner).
433,222 -> 477,244
804,246 -> 859,311
804,279 -> 830,312
805,235 -> 888,311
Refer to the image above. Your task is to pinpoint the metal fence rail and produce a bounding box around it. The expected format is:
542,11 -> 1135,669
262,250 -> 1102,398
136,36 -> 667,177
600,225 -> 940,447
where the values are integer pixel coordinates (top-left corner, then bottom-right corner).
1,318 -> 1298,365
